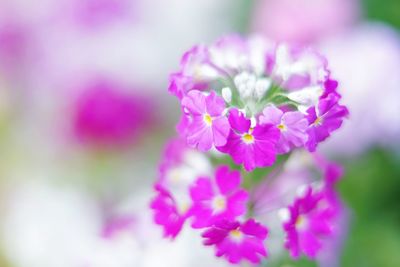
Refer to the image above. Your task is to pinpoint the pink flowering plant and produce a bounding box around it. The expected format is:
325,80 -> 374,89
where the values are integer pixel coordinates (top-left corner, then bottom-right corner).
151,35 -> 349,265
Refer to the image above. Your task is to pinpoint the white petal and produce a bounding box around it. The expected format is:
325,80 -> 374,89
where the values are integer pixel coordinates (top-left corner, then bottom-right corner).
221,87 -> 232,103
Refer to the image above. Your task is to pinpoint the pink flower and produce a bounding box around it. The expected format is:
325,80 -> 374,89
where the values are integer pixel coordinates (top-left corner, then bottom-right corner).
305,94 -> 349,152
202,219 -> 268,264
181,90 -> 230,151
157,137 -> 211,193
102,215 -> 136,239
319,23 -> 400,155
158,138 -> 190,179
152,138 -> 212,238
73,79 -> 154,147
269,44 -> 329,90
189,165 -> 248,228
150,184 -> 189,239
321,79 -> 341,99
324,162 -> 344,189
251,0 -> 359,44
208,35 -> 249,73
313,153 -> 344,189
68,0 -> 134,29
169,45 -> 218,99
260,106 -> 308,154
283,187 -> 338,259
0,22 -> 28,72
217,109 -> 279,171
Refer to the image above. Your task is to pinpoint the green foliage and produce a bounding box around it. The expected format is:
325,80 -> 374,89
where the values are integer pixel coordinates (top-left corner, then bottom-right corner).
362,0 -> 400,30
339,148 -> 400,267
261,254 -> 317,267
232,0 -> 256,33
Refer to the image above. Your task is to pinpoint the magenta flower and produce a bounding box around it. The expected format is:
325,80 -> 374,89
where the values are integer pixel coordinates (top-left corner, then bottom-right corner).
283,187 -> 338,259
73,79 -> 154,147
202,219 -> 268,264
321,79 -> 341,99
153,34 -> 350,263
181,90 -> 230,151
217,109 -> 279,171
313,153 -> 344,189
305,94 -> 349,152
150,184 -> 190,239
260,106 -> 308,154
152,138 -> 212,238
324,162 -> 344,189
169,45 -> 218,99
189,165 -> 248,228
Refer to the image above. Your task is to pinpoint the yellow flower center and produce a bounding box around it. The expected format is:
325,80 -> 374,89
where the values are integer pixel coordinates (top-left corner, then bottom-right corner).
177,202 -> 190,214
242,133 -> 254,144
295,215 -> 308,231
212,196 -> 226,213
313,116 -> 323,126
193,64 -> 204,81
167,168 -> 181,183
277,124 -> 286,131
203,114 -> 213,126
229,229 -> 244,242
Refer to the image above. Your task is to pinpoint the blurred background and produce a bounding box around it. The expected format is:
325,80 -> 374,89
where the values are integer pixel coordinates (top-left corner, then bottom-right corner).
0,0 -> 399,266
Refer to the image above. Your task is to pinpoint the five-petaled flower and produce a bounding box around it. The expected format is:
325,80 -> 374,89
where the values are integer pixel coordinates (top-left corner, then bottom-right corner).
217,108 -> 279,171
202,219 -> 268,264
151,184 -> 191,238
282,187 -> 338,259
306,94 -> 349,152
189,165 -> 248,228
181,90 -> 230,151
260,105 -> 308,154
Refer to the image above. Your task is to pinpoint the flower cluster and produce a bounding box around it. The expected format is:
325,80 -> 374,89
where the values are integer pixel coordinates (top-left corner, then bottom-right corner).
151,35 -> 349,265
170,35 -> 348,171
151,138 -> 269,264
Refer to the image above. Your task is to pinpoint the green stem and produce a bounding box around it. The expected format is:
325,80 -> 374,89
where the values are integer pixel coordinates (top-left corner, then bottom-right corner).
244,153 -> 292,218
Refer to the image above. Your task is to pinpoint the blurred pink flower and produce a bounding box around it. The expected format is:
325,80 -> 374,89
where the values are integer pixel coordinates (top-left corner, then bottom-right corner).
101,215 -> 136,239
65,0 -> 135,29
0,22 -> 29,74
169,45 -> 214,99
283,186 -> 339,259
151,137 -> 212,238
151,184 -> 190,238
319,23 -> 400,154
268,44 -> 329,90
252,0 -> 360,44
72,79 -> 154,147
